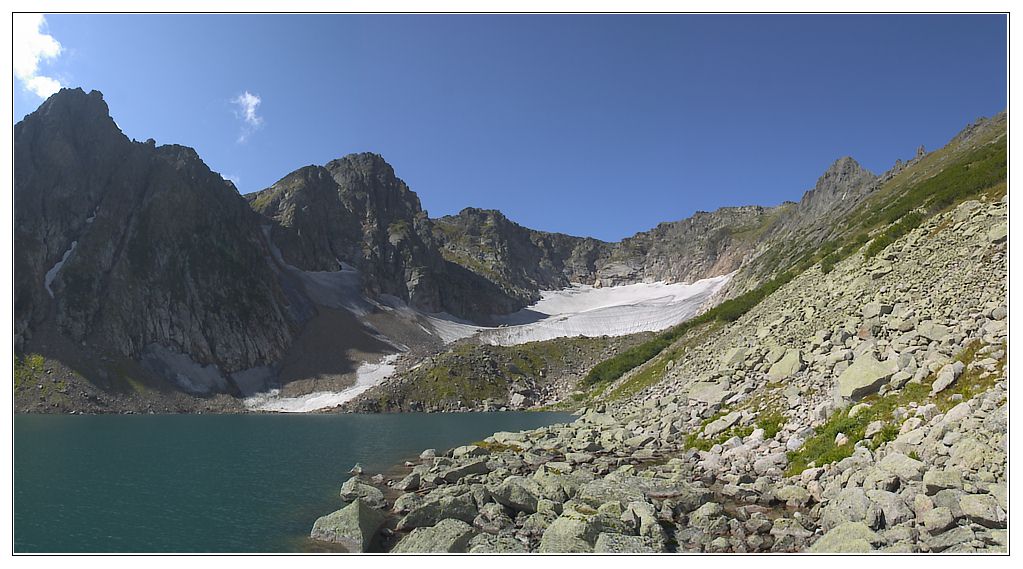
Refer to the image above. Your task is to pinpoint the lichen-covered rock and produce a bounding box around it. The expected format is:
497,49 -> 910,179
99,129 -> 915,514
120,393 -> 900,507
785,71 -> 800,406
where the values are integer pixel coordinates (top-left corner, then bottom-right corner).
310,499 -> 386,552
339,477 -> 386,509
397,492 -> 478,530
593,533 -> 658,553
959,493 -> 1006,528
836,356 -> 897,401
492,476 -> 541,514
810,522 -> 880,552
391,518 -> 477,553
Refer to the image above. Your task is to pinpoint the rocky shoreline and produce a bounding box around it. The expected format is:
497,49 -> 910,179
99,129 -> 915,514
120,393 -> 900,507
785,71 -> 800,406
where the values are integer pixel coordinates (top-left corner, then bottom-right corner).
308,196 -> 1007,553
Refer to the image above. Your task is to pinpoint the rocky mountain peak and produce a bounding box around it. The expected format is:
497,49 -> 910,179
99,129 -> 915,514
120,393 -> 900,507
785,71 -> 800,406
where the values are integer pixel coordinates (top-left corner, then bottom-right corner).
794,156 -> 877,220
25,88 -> 117,132
815,156 -> 874,193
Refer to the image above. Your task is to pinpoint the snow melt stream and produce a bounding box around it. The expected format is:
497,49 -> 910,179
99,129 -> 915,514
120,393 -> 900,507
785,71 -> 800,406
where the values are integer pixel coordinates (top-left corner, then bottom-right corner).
244,354 -> 399,413
44,241 -> 78,298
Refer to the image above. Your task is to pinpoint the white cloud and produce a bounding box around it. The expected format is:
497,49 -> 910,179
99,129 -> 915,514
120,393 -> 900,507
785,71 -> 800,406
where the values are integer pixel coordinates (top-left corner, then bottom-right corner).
231,91 -> 263,143
13,14 -> 64,99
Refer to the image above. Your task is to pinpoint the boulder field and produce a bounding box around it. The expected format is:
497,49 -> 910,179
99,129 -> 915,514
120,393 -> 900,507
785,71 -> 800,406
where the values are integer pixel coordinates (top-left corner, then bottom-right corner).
311,196 -> 1007,553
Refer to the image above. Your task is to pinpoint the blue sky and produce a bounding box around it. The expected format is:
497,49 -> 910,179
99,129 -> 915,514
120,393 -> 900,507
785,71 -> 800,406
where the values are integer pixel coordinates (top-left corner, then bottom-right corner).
14,14 -> 1007,241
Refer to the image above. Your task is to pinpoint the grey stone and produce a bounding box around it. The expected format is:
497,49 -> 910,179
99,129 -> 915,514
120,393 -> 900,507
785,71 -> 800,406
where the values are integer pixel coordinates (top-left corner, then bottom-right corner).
866,489 -> 913,527
467,533 -> 528,553
768,350 -> 803,378
753,452 -> 788,475
440,459 -> 490,483
921,507 -> 955,534
492,476 -> 541,514
538,510 -> 599,553
452,444 -> 489,459
339,477 -> 386,509
397,493 -> 479,530
720,347 -> 747,369
877,452 -> 925,481
836,356 -> 897,401
689,502 -> 724,532
987,222 -> 1007,244
931,361 -> 965,395
703,411 -> 741,437
923,470 -> 962,495
593,533 -> 657,553
391,518 -> 476,553
821,487 -> 876,530
775,485 -> 811,507
926,525 -> 975,552
310,499 -> 387,552
688,381 -> 731,405
395,472 -> 421,492
810,522 -> 881,553
917,321 -> 952,343
959,493 -> 1006,528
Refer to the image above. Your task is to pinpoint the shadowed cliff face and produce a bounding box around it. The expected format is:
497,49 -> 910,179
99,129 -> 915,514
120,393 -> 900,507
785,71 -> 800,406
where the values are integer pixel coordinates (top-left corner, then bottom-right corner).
249,153 -> 525,319
14,88 -> 298,376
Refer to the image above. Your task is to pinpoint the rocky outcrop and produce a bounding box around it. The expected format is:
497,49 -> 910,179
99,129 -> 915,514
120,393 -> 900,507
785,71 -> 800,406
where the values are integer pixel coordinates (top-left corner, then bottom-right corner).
249,154 -> 523,319
14,89 -> 298,392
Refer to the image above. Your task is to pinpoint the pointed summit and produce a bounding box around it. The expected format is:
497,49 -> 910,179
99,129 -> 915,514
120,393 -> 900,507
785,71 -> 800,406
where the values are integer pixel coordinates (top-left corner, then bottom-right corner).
797,156 -> 877,217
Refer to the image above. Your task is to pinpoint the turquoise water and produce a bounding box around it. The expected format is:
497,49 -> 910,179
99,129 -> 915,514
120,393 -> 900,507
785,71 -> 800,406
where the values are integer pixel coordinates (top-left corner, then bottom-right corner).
14,412 -> 572,552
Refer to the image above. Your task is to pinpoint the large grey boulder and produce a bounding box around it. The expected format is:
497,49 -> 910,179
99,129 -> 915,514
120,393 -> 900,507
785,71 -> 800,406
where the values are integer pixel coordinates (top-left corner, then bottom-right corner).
877,452 -> 925,482
452,444 -> 489,459
925,525 -> 975,552
921,507 -> 955,534
753,452 -> 788,475
687,380 -> 731,405
593,533 -> 657,553
917,321 -> 952,343
931,361 -> 965,395
440,459 -> 490,483
397,493 -> 478,530
810,522 -> 881,552
720,347 -> 747,369
310,499 -> 386,552
492,476 -> 541,514
836,356 -> 897,401
923,470 -> 962,495
391,518 -> 476,553
703,411 -> 741,437
689,501 -> 725,532
467,533 -> 529,553
987,222 -> 1007,244
865,489 -> 913,527
575,476 -> 648,508
959,493 -> 1006,528
768,350 -> 803,378
820,487 -> 877,530
537,508 -> 602,553
339,477 -> 386,509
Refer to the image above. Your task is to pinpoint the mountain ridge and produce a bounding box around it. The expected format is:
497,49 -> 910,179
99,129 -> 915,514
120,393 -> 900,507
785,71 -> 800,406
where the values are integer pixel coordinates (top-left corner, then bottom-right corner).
12,87 -> 1005,410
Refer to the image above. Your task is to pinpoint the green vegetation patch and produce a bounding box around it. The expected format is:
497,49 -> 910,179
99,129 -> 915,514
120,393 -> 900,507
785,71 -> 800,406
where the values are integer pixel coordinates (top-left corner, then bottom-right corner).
786,341 -> 1005,476
14,353 -> 45,390
604,322 -> 721,401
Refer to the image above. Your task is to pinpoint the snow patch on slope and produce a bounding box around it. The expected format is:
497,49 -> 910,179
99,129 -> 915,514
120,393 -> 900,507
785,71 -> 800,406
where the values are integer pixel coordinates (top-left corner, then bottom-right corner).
44,240 -> 78,298
260,225 -> 375,316
243,354 -> 399,413
478,274 -> 732,346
